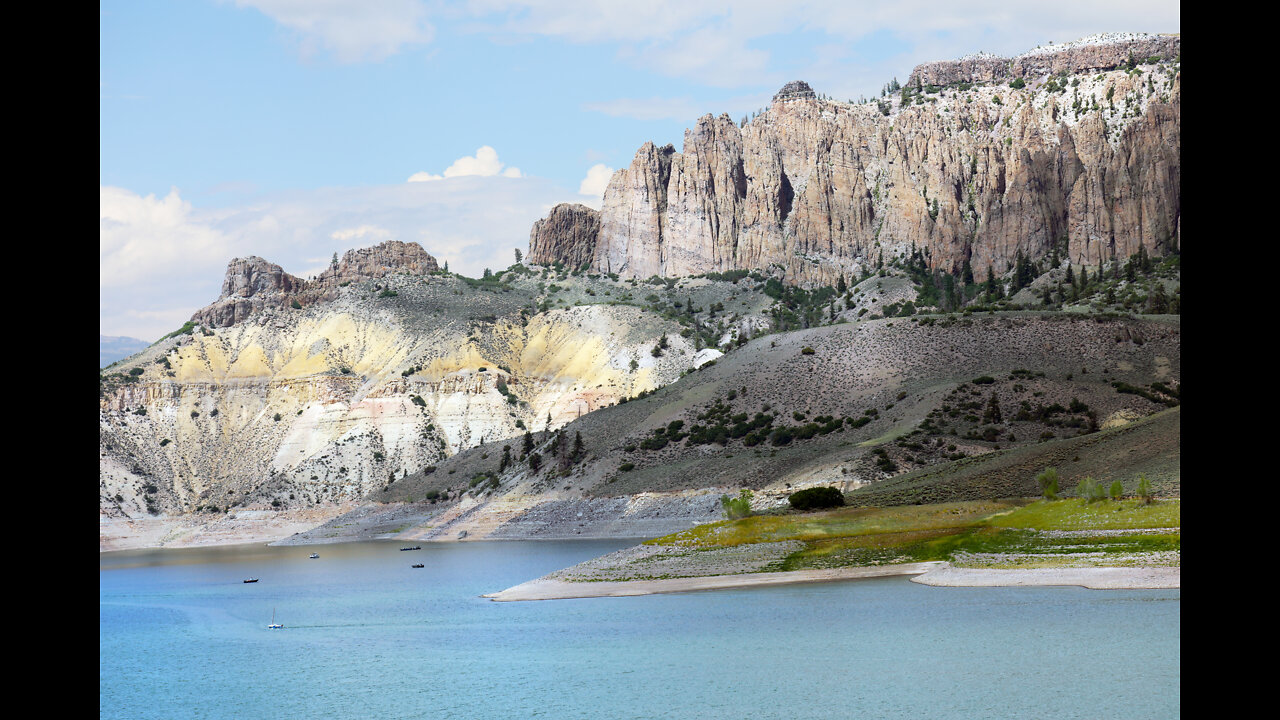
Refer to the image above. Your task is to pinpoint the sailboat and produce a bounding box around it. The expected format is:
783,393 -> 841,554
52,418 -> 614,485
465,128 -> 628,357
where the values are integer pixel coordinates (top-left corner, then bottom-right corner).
267,608 -> 283,629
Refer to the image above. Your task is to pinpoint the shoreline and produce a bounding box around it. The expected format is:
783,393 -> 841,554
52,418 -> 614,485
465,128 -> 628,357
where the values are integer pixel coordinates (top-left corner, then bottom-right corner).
910,564 -> 1180,589
484,561 -> 1179,601
483,562 -> 946,601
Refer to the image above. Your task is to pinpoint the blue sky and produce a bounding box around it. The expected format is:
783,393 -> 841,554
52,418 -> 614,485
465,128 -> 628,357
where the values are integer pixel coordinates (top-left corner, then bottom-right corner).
100,0 -> 1179,340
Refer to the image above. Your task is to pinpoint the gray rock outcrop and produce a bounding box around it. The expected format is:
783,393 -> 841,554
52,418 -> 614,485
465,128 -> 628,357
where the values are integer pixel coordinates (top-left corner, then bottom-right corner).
531,35 -> 1181,286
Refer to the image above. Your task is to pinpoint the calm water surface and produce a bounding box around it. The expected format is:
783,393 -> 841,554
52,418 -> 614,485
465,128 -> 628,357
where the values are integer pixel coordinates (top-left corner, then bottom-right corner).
101,540 -> 1179,719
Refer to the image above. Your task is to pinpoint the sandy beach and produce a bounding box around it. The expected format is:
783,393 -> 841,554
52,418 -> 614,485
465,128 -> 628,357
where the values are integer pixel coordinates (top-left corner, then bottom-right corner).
485,561 -> 1180,601
483,562 -> 946,601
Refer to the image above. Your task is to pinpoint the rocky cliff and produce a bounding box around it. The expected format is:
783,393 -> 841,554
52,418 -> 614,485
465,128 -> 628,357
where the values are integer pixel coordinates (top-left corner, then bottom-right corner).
101,256 -> 720,521
528,203 -> 600,269
530,33 -> 1180,286
192,241 -> 439,328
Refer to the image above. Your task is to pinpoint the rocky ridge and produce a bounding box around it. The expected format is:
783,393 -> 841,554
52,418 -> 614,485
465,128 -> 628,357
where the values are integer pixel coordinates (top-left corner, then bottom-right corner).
529,34 -> 1180,287
192,241 -> 439,328
101,259 -> 749,524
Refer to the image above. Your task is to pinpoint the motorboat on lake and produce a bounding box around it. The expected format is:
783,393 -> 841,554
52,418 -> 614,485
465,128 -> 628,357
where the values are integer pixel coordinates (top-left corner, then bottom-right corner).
243,578 -> 259,583
309,553 -> 319,559
400,546 -> 422,551
411,564 -> 424,568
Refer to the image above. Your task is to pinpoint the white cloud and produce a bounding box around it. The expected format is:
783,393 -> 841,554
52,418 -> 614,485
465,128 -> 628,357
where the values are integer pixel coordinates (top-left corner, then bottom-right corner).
331,224 -> 392,241
443,146 -> 520,178
100,187 -> 233,291
465,1 -> 1179,91
408,146 -> 521,183
578,164 -> 615,203
232,0 -> 434,63
101,176 -> 569,340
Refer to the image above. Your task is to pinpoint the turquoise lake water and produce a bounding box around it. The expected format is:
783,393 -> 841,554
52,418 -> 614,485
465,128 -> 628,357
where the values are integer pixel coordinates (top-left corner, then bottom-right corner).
101,540 -> 1179,719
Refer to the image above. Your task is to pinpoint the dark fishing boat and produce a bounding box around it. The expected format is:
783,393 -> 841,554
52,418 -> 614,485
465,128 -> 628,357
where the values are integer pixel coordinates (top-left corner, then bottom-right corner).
399,546 -> 422,551
243,578 -> 259,583
411,563 -> 424,568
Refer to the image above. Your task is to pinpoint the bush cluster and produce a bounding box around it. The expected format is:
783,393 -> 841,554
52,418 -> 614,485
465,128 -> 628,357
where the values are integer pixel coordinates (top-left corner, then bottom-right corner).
788,486 -> 845,511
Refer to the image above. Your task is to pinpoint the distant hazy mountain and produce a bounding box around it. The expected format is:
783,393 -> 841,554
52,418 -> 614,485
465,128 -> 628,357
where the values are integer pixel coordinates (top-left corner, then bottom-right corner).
100,335 -> 151,368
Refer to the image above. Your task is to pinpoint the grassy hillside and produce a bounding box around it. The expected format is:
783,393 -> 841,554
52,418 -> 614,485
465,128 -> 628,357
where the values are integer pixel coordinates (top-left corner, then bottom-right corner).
844,406 -> 1180,506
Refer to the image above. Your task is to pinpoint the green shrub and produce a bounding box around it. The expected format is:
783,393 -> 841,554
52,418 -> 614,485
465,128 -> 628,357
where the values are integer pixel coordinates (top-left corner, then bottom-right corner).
801,347 -> 815,355
1036,467 -> 1060,500
1109,480 -> 1124,500
720,489 -> 754,519
619,462 -> 635,472
1136,474 -> 1153,504
1077,476 -> 1106,503
788,486 -> 844,511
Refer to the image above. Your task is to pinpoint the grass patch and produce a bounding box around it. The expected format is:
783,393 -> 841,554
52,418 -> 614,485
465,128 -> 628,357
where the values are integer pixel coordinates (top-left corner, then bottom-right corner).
650,498 -> 1181,573
649,500 -> 1021,548
989,498 -> 1180,530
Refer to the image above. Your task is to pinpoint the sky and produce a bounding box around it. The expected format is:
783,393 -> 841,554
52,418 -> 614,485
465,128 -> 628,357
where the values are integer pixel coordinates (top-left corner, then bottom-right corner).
100,0 -> 1180,340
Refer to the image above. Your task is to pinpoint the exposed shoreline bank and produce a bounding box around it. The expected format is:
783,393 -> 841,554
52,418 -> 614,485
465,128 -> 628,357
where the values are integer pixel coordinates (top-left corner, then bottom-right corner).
484,561 -> 1179,601
910,564 -> 1180,589
483,562 -> 946,601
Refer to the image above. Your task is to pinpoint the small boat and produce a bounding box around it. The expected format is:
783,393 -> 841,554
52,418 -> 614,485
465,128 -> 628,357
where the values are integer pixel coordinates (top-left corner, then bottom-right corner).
399,546 -> 422,551
267,608 -> 283,629
309,553 -> 319,559
243,578 -> 259,583
411,563 -> 424,568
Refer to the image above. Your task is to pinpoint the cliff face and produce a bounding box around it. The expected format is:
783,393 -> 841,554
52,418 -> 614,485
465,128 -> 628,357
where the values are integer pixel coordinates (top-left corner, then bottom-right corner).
101,266 -> 710,519
909,34 -> 1180,87
534,34 -> 1181,285
193,241 -> 439,328
528,203 -> 600,269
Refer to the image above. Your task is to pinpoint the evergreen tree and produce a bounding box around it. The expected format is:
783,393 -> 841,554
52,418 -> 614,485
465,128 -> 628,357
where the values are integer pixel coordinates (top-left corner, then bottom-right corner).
983,392 -> 1002,424
961,258 -> 974,286
522,430 -> 534,456
1146,283 -> 1169,314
